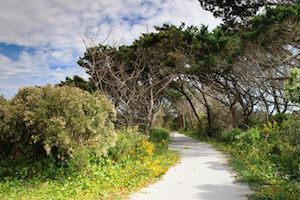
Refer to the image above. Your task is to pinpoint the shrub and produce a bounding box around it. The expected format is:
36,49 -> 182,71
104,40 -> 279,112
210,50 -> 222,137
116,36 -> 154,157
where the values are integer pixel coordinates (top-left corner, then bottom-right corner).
280,115 -> 300,179
214,116 -> 300,199
134,138 -> 155,159
1,86 -> 116,162
149,128 -> 170,143
285,67 -> 300,103
109,128 -> 157,162
248,111 -> 269,127
271,113 -> 288,124
221,128 -> 242,143
236,128 -> 261,142
108,129 -> 143,161
0,96 -> 9,138
0,96 -> 12,157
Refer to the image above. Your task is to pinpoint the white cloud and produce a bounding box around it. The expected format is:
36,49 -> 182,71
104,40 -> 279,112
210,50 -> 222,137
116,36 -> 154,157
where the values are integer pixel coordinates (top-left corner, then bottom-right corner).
0,51 -> 87,98
0,0 -> 221,98
0,0 -> 221,48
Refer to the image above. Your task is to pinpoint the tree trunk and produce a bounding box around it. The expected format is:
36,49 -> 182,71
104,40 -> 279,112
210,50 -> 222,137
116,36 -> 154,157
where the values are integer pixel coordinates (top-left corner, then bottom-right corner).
146,87 -> 155,135
200,90 -> 213,137
180,88 -> 201,126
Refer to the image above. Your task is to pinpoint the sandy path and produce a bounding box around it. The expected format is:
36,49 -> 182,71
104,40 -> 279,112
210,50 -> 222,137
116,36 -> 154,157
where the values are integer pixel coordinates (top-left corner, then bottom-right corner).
130,132 -> 252,200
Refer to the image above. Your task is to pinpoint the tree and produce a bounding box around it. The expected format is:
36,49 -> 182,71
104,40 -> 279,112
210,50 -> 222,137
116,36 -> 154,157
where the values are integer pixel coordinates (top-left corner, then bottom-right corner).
77,5 -> 300,135
286,68 -> 300,103
58,75 -> 96,93
78,25 -> 190,133
198,0 -> 298,25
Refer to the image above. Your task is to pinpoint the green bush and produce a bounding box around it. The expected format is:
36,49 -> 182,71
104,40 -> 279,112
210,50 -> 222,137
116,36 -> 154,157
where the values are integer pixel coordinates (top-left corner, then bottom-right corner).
0,96 -> 9,139
220,128 -> 242,143
0,96 -> 13,157
1,86 -> 116,163
0,142 -> 178,200
248,111 -> 269,127
285,68 -> 300,103
212,116 -> 300,199
235,127 -> 261,146
108,129 -> 143,161
271,113 -> 288,124
0,96 -> 6,132
149,128 -> 170,143
280,115 -> 300,179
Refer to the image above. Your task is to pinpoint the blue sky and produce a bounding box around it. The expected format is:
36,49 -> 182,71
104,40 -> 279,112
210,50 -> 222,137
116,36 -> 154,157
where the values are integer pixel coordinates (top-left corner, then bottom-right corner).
0,0 -> 221,98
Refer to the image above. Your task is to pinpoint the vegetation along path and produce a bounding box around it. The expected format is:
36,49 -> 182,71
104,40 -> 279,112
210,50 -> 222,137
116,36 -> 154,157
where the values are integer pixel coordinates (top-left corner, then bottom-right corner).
130,132 -> 252,200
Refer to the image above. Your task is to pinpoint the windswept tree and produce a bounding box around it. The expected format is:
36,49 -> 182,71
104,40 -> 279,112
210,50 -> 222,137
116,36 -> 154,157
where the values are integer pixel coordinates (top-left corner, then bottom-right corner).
78,25 -> 194,133
199,0 -> 298,25
78,5 -> 300,135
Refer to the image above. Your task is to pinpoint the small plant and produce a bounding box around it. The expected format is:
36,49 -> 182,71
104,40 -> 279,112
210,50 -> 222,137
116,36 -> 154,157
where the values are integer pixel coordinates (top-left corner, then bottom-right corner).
108,128 -> 143,161
271,113 -> 288,124
221,128 -> 242,143
262,120 -> 279,141
285,67 -> 300,103
149,128 -> 170,143
235,127 -> 261,146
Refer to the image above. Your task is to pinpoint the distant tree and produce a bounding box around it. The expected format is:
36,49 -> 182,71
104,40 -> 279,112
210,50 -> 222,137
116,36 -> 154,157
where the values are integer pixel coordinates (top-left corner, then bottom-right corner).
58,75 -> 97,93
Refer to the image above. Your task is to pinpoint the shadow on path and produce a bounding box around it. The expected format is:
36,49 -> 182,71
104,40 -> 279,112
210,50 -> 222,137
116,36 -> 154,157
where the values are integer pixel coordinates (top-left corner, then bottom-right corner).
130,132 -> 252,200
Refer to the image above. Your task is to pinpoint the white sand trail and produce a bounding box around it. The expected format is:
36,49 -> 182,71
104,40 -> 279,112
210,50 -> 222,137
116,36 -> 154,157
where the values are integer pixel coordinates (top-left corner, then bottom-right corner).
130,132 -> 252,200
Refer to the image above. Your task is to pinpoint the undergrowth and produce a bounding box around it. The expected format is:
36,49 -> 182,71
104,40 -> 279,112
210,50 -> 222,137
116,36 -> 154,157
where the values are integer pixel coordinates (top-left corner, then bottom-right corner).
181,119 -> 300,200
0,129 -> 178,200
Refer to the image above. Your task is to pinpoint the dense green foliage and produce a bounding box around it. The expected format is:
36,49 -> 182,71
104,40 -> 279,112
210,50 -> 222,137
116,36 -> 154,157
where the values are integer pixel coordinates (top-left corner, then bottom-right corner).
1,3 -> 300,200
77,5 -> 300,136
0,86 -> 116,179
0,96 -> 8,139
0,129 -> 178,200
199,0 -> 297,25
0,87 -> 178,199
58,75 -> 97,93
149,128 -> 170,143
184,115 -> 300,200
108,129 -> 143,162
286,68 -> 300,103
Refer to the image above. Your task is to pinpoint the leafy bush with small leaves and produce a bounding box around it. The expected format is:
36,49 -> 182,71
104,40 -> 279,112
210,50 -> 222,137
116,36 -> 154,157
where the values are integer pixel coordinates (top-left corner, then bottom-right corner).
280,115 -> 300,179
271,113 -> 288,124
150,128 -> 170,143
220,128 -> 242,143
0,97 -> 6,137
0,128 -> 178,200
235,127 -> 261,147
0,86 -> 116,167
285,68 -> 300,103
205,118 -> 300,199
108,128 -> 143,161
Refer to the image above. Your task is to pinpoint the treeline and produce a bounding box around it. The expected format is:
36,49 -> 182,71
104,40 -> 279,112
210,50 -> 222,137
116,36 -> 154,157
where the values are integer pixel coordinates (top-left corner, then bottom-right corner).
72,6 -> 300,198
77,5 -> 300,135
1,1 -> 299,200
